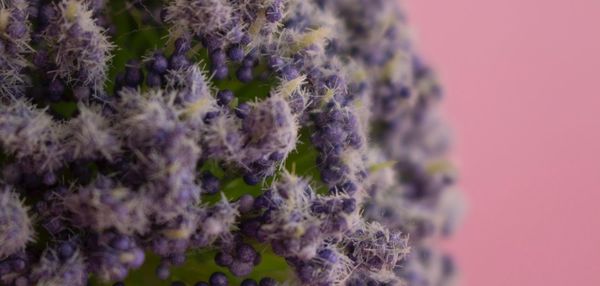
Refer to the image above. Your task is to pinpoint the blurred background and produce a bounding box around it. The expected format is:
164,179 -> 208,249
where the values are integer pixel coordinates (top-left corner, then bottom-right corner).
403,0 -> 600,285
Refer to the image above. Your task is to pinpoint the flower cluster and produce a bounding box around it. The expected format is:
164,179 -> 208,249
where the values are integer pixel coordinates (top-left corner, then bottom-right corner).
0,0 -> 462,285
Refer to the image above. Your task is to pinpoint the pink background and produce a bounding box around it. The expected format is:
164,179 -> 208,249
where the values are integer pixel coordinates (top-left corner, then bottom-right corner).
404,0 -> 600,285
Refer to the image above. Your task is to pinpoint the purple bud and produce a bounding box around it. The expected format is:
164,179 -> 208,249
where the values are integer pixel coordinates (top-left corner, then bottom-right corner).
156,264 -> 170,280
174,38 -> 191,55
259,277 -> 277,286
201,171 -> 220,195
217,90 -> 234,107
241,279 -> 258,286
214,252 -> 233,267
236,67 -> 253,83
265,6 -> 282,23
227,45 -> 244,62
237,194 -> 254,213
235,103 -> 251,119
148,53 -> 169,74
212,65 -> 229,80
209,272 -> 228,286
236,244 -> 256,263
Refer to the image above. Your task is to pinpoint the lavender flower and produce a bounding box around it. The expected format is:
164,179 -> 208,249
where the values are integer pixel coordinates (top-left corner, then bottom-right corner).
29,244 -> 88,286
41,0 -> 113,93
65,104 -> 121,161
0,185 -> 33,258
64,175 -> 149,235
0,0 -> 462,285
0,0 -> 31,98
0,99 -> 65,178
164,0 -> 233,40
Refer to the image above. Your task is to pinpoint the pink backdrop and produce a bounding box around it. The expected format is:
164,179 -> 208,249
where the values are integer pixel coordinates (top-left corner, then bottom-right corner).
404,0 -> 600,285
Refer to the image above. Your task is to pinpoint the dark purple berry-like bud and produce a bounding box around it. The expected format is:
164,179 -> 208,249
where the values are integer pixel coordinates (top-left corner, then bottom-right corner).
342,198 -> 356,213
146,72 -> 162,87
57,242 -> 75,261
318,249 -> 338,264
7,21 -> 26,38
212,65 -> 229,80
237,194 -> 254,213
209,272 -> 228,286
398,86 -> 411,98
265,6 -> 282,23
148,53 -> 168,74
229,260 -> 253,277
201,35 -> 223,52
110,235 -> 131,250
243,173 -> 260,186
174,38 -> 191,55
259,277 -> 277,286
236,244 -> 256,263
201,171 -> 220,195
236,67 -> 253,83
281,66 -> 299,81
269,152 -> 284,161
340,180 -> 358,195
235,103 -> 251,119
241,279 -> 258,286
215,252 -> 233,267
227,45 -> 244,62
211,49 -> 227,66
321,166 -> 344,185
125,60 -> 144,87
202,111 -> 220,125
217,90 -> 234,106
267,56 -> 284,70
38,5 -> 55,28
12,258 -> 26,272
170,54 -> 190,70
47,79 -> 65,101
242,52 -> 258,68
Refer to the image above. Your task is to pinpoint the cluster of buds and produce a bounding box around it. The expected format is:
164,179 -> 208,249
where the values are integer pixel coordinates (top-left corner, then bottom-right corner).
0,0 -> 463,285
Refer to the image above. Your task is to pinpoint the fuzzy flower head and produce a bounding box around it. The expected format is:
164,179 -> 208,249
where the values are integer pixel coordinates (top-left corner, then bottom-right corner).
260,172 -> 323,260
242,94 -> 299,163
65,104 -> 121,161
165,64 -> 220,131
0,99 -> 65,174
85,231 -> 145,282
289,245 -> 354,285
43,0 -> 113,92
343,222 -> 410,279
64,176 -> 149,235
398,246 -> 458,286
0,0 -> 460,285
0,185 -> 33,258
193,196 -> 239,246
165,0 -> 233,39
30,244 -> 88,286
201,113 -> 243,164
0,0 -> 31,98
